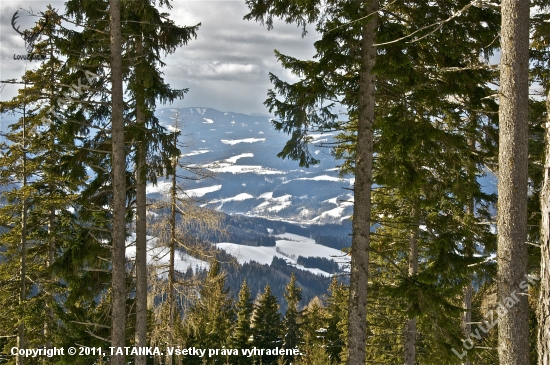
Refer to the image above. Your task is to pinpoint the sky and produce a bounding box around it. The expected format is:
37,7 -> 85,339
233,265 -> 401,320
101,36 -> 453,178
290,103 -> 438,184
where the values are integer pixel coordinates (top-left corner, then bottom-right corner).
0,0 -> 319,115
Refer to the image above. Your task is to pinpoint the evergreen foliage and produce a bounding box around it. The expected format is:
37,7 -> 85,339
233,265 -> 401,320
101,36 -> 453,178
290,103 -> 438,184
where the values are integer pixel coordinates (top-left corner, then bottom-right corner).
282,273 -> 302,364
182,261 -> 234,364
296,297 -> 328,365
1,0 -> 549,363
324,278 -> 347,364
231,280 -> 254,365
252,285 -> 283,365
296,256 -> 341,273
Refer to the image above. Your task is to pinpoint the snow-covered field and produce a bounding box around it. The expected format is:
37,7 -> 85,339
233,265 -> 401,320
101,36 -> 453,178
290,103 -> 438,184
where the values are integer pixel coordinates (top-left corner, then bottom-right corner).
126,233 -> 210,278
216,233 -> 350,277
126,230 -> 348,279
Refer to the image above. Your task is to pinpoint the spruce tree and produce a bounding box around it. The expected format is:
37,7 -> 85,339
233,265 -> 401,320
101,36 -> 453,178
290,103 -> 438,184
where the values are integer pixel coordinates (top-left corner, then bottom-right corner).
246,1 -> 500,362
324,279 -> 347,364
122,3 -> 199,363
231,280 -> 254,365
497,0 -> 530,363
108,0 -> 127,362
244,2 -> 378,362
183,261 -> 234,365
297,297 -> 328,365
252,285 -> 283,365
0,10 -> 92,363
282,273 -> 302,364
531,3 -> 550,363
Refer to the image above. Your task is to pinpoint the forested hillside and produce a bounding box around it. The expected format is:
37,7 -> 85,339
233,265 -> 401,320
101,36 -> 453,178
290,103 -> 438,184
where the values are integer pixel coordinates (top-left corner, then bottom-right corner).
0,0 -> 549,364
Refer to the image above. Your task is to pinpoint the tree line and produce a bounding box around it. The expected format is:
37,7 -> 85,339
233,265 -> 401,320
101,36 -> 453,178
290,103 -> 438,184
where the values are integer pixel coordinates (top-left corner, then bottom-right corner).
1,0 -> 550,364
244,0 -> 546,364
177,266 -> 348,365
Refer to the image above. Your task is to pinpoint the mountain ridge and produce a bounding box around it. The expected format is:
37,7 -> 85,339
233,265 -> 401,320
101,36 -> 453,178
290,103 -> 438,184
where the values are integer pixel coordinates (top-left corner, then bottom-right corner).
150,106 -> 355,225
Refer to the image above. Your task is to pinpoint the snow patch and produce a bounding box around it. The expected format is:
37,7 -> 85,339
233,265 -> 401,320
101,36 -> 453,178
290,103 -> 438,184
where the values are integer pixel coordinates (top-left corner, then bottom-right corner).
225,153 -> 254,164
185,185 -> 222,198
255,193 -> 292,213
297,175 -> 343,182
146,180 -> 172,195
166,124 -> 180,132
221,138 -> 266,145
126,233 -> 209,278
181,150 -> 211,157
211,193 -> 254,203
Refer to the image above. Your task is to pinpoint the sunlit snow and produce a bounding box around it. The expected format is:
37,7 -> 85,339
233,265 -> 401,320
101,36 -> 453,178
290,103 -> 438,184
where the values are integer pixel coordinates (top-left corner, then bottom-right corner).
255,193 -> 292,212
221,138 -> 266,145
216,233 -> 350,277
126,233 -> 209,278
297,175 -> 347,182
185,185 -> 222,198
211,193 -> 254,204
181,150 -> 211,157
225,153 -> 254,163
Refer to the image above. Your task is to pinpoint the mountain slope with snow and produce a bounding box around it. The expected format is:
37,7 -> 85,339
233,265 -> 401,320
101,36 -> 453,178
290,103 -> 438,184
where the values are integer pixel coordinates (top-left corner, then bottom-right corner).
216,233 -> 350,277
149,107 -> 354,224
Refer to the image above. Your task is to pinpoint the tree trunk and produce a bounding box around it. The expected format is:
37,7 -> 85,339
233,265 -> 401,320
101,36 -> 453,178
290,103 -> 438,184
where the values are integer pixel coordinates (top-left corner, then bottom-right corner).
168,128 -> 178,365
44,206 -> 55,358
404,207 -> 419,365
45,45 -> 56,356
17,84 -> 28,365
462,132 -> 476,365
110,0 -> 127,363
538,69 -> 550,365
134,37 -> 148,365
347,1 -> 377,364
497,1 -> 530,364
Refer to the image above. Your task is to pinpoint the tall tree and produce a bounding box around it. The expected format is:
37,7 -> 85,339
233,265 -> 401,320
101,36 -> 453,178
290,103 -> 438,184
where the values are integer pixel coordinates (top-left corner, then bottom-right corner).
325,278 -> 347,364
123,3 -> 199,362
231,280 -> 254,365
182,261 -> 234,365
531,3 -> 550,363
0,10 -> 88,363
252,285 -> 283,365
497,0 -> 530,364
348,3 -> 377,363
537,66 -> 550,365
282,272 -> 303,364
244,1 -> 378,362
296,297 -> 328,365
109,0 -> 127,362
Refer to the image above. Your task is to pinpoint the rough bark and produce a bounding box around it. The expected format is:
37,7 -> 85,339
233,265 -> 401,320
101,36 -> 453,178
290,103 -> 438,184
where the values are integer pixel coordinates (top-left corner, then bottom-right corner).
462,134 -> 475,365
538,71 -> 550,365
462,282 -> 472,365
45,39 -> 56,353
44,206 -> 55,355
347,1 -> 377,364
17,87 -> 28,365
110,0 -> 127,363
404,207 -> 419,365
497,1 -> 530,364
134,38 -> 148,365
168,130 -> 178,365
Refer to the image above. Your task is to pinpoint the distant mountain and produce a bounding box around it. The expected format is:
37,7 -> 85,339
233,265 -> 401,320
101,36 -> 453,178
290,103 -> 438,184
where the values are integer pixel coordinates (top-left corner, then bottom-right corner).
149,107 -> 354,225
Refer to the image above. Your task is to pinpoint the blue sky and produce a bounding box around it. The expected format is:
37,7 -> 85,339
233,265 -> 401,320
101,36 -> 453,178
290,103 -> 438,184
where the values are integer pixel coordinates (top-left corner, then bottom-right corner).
0,0 -> 318,114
